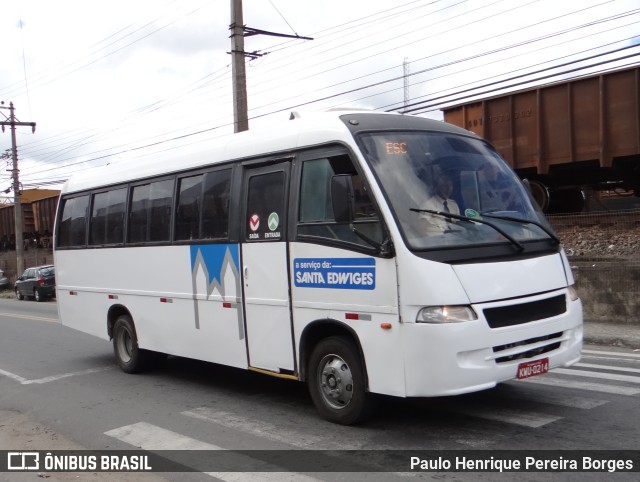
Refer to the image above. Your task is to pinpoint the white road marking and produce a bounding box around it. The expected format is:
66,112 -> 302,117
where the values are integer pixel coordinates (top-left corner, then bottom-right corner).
519,376 -> 640,395
553,367 -> 640,384
0,366 -> 113,385
183,407 -> 327,448
0,311 -> 58,323
0,368 -> 28,383
105,422 -> 322,481
574,362 -> 640,374
105,421 -> 218,450
582,349 -> 640,359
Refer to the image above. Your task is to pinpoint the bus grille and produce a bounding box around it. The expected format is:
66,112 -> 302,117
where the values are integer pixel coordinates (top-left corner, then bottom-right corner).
492,332 -> 563,363
483,294 -> 566,328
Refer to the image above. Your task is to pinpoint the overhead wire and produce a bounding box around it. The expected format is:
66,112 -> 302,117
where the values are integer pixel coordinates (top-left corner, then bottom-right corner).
8,0 -> 539,159
19,0 -> 517,161
243,6 -> 638,119
371,28 -> 640,112
20,49 -> 639,183
247,0 -> 613,106
12,0 -> 638,186
402,52 -> 640,115
17,1 -> 438,163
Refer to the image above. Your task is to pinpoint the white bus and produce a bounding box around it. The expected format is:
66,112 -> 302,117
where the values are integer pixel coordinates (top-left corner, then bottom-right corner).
54,110 -> 583,425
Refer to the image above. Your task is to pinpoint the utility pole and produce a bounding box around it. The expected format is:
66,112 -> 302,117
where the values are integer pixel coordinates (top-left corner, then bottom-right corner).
230,0 -> 249,133
0,101 -> 36,277
228,0 -> 312,133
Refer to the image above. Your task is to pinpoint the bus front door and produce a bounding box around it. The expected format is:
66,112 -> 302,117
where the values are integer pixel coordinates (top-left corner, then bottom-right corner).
241,161 -> 295,373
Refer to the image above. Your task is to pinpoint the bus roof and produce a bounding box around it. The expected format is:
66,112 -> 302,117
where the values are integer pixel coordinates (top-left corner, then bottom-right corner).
61,110 -> 466,195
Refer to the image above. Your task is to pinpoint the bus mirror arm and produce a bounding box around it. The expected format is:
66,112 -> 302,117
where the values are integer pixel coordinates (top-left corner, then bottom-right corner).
349,224 -> 393,257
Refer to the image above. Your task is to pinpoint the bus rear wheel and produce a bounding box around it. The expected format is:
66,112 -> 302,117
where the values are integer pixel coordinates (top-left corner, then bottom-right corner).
307,336 -> 376,425
113,315 -> 147,373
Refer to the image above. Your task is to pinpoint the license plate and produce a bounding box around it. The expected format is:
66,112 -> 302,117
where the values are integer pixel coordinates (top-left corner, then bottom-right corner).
517,358 -> 549,380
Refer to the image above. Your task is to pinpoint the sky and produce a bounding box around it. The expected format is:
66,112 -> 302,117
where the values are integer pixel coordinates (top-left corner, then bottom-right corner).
1,0 -> 639,194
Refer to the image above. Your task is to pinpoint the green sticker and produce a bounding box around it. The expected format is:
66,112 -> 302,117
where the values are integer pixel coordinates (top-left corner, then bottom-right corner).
268,212 -> 279,231
464,208 -> 481,219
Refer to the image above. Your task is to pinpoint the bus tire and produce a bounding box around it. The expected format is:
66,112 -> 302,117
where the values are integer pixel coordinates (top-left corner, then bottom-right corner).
307,336 -> 376,425
113,315 -> 148,374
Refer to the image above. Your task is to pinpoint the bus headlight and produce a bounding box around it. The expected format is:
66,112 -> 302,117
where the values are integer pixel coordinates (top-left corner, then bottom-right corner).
417,306 -> 477,323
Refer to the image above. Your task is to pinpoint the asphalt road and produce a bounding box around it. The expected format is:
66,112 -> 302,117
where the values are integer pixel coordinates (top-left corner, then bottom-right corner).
1,298 -> 639,481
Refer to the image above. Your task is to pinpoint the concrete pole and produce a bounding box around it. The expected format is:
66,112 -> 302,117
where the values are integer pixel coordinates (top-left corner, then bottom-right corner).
9,109 -> 25,276
1,101 -> 36,278
230,0 -> 249,132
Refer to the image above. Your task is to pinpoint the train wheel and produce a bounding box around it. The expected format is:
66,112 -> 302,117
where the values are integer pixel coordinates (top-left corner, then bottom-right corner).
528,179 -> 551,212
548,188 -> 586,214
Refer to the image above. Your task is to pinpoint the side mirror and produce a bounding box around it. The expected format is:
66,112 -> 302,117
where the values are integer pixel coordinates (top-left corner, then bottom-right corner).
331,174 -> 355,223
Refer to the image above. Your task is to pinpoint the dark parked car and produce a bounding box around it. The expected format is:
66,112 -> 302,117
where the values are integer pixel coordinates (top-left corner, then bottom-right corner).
0,270 -> 9,291
15,265 -> 56,302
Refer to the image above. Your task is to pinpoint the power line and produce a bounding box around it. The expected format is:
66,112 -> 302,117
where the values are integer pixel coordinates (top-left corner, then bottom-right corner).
372,30 -> 640,112
20,52 -> 640,185
401,52 -> 640,115
10,1 -> 638,186
12,2 -> 604,153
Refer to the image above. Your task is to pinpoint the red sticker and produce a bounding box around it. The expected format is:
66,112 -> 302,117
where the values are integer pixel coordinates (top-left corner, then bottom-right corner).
249,213 -> 260,232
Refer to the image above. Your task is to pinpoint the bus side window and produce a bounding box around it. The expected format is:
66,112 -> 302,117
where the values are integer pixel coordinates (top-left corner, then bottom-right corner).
90,188 -> 126,246
175,168 -> 232,242
175,175 -> 204,241
128,179 -> 174,244
202,168 -> 232,240
297,155 -> 382,249
57,195 -> 90,248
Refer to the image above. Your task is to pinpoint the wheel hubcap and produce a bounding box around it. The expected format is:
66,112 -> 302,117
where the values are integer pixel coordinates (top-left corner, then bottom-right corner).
318,354 -> 354,409
117,328 -> 132,363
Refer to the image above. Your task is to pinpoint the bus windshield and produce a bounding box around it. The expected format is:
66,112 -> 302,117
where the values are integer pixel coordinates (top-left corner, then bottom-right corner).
357,131 -> 554,251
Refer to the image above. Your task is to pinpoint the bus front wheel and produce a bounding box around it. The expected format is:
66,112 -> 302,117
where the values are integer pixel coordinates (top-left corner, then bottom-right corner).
307,336 -> 376,425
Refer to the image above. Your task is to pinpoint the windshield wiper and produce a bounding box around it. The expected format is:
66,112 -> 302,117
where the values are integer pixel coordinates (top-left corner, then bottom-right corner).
480,212 -> 560,245
410,208 -> 524,251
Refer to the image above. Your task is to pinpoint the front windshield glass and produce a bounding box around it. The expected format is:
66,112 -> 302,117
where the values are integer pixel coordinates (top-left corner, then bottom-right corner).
357,131 -> 554,251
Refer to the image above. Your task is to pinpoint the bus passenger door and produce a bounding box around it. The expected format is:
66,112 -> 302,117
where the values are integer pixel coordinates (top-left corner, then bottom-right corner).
241,161 -> 294,373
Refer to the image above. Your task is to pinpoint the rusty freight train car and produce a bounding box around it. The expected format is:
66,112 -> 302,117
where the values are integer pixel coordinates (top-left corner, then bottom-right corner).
442,66 -> 640,213
0,190 -> 59,249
